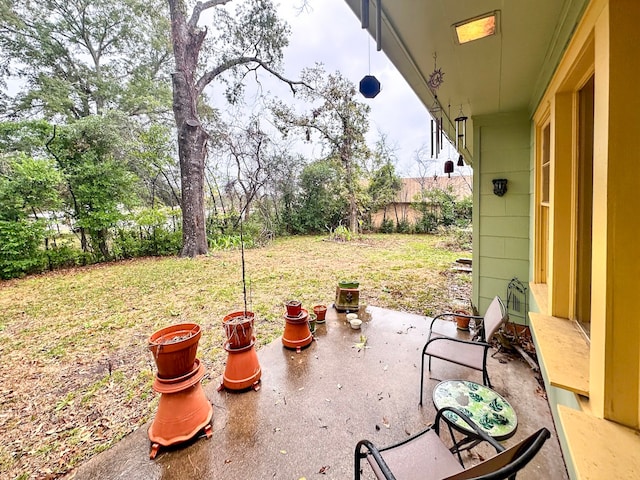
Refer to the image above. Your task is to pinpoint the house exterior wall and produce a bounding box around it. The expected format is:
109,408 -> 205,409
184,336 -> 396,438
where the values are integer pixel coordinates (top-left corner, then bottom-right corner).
529,0 -> 640,476
472,113 -> 531,316
343,0 -> 640,476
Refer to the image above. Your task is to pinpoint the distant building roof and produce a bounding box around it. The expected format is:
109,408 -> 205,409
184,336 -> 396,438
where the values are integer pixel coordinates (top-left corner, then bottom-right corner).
394,176 -> 472,203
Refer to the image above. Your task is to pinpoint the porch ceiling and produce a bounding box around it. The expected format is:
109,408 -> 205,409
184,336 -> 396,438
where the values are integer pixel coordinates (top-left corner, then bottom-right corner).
343,0 -> 588,162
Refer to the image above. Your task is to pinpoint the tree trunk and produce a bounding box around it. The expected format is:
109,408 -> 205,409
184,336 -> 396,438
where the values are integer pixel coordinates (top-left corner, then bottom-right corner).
169,0 -> 209,257
176,114 -> 209,256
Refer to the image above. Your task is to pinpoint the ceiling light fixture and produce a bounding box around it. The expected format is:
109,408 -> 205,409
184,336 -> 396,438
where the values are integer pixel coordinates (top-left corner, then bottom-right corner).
453,11 -> 500,45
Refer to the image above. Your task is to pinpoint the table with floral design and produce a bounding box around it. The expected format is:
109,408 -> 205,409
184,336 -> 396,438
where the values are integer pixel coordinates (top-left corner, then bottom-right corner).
432,380 -> 518,441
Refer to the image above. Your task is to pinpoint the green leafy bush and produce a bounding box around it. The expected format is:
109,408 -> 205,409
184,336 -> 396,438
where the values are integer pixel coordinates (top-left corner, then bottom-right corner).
415,213 -> 437,234
112,226 -> 181,258
45,243 -> 89,269
328,225 -> 352,242
395,219 -> 412,234
380,218 -> 394,233
0,220 -> 46,279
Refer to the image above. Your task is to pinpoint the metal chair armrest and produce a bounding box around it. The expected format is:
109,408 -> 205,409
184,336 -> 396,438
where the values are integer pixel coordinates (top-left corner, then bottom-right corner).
424,335 -> 492,351
355,439 -> 397,480
435,406 -> 505,453
428,313 -> 485,340
429,312 -> 454,331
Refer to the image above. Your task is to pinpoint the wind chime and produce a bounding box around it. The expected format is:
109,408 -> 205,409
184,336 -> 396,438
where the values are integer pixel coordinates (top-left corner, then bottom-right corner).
427,53 -> 448,175
455,105 -> 468,168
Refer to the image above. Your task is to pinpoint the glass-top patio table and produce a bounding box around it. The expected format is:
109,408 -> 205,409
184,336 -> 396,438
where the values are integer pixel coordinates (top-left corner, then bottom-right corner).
432,379 -> 518,442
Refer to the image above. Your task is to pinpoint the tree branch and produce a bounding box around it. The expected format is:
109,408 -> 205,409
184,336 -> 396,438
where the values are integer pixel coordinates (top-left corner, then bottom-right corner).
196,56 -> 311,97
189,0 -> 233,30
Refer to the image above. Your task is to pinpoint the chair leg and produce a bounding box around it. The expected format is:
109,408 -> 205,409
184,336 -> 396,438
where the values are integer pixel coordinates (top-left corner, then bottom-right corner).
484,368 -> 492,388
354,443 -> 363,480
420,353 -> 426,406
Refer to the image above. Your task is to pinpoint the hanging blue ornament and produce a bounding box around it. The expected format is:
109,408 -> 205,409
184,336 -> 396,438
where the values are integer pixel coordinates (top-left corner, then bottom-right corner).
359,75 -> 381,98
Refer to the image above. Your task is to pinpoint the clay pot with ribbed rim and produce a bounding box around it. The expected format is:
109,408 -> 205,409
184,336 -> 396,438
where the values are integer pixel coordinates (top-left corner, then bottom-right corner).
313,304 -> 327,323
223,311 -> 255,349
149,323 -> 202,379
454,310 -> 471,331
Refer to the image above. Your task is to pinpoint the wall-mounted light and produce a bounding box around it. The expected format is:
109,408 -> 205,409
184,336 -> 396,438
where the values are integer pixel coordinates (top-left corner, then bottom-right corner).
453,11 -> 501,45
492,178 -> 508,196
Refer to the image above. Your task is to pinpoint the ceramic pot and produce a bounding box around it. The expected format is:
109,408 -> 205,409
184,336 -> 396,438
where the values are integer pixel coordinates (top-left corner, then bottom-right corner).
308,313 -> 317,334
282,309 -> 312,349
149,323 -> 202,379
285,300 -> 302,317
223,311 -> 255,349
313,304 -> 327,322
455,311 -> 471,331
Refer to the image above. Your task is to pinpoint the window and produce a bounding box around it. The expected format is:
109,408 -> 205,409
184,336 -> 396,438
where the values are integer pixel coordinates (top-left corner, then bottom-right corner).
575,75 -> 594,337
535,122 -> 551,284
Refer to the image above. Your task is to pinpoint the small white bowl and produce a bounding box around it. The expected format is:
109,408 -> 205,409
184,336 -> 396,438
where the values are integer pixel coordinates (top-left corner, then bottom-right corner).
346,313 -> 358,321
349,318 -> 362,329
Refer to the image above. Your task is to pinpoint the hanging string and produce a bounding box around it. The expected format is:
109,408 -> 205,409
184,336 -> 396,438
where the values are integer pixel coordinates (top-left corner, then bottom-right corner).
240,215 -> 247,316
367,28 -> 371,75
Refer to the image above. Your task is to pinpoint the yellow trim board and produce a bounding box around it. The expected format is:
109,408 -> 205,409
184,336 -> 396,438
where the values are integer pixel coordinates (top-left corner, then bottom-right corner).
530,282 -> 549,314
529,312 -> 589,396
558,405 -> 640,479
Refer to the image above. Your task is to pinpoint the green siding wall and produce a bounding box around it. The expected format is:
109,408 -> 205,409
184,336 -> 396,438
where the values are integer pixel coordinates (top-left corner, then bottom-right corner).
472,112 -> 531,316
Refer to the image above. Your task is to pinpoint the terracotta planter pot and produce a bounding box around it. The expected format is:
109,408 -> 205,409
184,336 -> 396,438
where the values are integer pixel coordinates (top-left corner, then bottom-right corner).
282,309 -> 312,350
223,311 -> 255,349
313,304 -> 327,322
149,323 -> 202,379
285,300 -> 302,317
455,312 -> 471,331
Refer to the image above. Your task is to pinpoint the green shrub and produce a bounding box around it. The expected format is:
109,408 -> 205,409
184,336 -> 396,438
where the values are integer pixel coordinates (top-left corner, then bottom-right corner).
0,220 -> 46,279
113,226 -> 182,258
112,229 -> 142,259
45,243 -> 87,270
415,213 -> 437,234
379,218 -> 394,233
209,234 -> 243,250
328,225 -> 352,242
454,196 -> 473,227
395,219 -> 412,234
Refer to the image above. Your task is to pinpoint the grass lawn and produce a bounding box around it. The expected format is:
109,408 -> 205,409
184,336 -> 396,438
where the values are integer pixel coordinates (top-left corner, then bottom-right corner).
0,233 -> 471,479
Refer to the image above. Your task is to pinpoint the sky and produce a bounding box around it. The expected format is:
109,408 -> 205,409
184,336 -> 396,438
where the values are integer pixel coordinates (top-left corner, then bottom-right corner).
228,0 -> 467,178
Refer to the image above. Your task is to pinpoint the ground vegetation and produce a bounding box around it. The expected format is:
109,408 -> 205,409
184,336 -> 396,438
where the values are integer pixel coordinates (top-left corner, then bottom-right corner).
0,233 -> 471,478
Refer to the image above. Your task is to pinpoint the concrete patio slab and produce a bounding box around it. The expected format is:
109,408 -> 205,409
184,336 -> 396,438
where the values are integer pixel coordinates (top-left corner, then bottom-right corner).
69,306 -> 567,479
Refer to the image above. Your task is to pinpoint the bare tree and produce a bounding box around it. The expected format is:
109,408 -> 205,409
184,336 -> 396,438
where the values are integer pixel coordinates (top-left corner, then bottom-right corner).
167,0 -> 306,256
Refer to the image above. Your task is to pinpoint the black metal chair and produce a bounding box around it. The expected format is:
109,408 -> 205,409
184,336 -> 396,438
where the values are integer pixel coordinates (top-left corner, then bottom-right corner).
355,406 -> 550,480
420,296 -> 508,405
